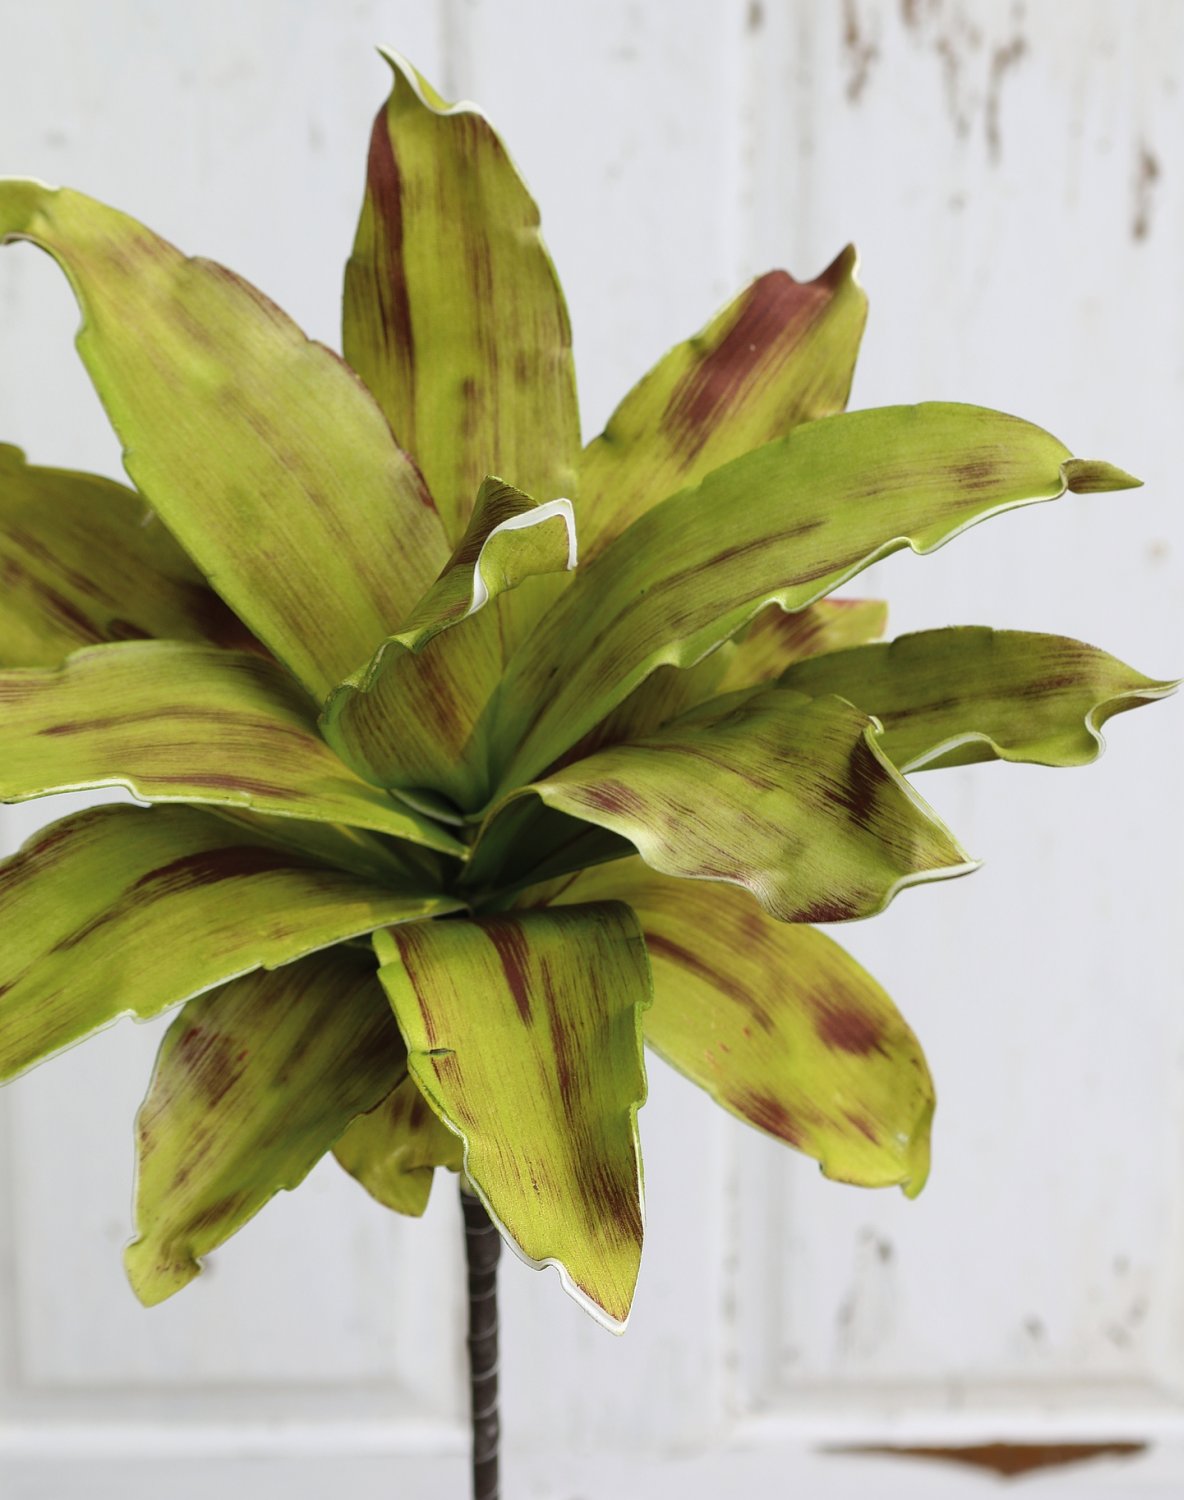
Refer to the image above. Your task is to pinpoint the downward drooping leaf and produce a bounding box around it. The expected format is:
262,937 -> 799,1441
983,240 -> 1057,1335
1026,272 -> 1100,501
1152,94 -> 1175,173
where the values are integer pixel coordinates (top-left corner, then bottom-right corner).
471,690 -> 975,922
577,248 -> 867,556
374,904 -> 651,1329
488,404 -> 1140,795
0,445 -> 251,668
0,180 -> 451,699
334,1071 -> 464,1217
0,804 -> 457,1082
0,642 -> 464,853
344,50 -> 579,545
778,627 -> 1178,771
126,949 -> 407,1305
538,860 -> 933,1194
321,478 -> 576,812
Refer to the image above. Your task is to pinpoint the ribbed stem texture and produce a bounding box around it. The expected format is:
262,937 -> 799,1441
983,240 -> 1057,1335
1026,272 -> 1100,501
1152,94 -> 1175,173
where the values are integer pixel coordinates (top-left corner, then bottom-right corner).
461,1183 -> 501,1500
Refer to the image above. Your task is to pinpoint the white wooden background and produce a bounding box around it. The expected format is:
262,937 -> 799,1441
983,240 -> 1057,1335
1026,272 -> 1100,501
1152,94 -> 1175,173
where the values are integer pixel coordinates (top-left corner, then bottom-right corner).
0,1 -> 1181,1495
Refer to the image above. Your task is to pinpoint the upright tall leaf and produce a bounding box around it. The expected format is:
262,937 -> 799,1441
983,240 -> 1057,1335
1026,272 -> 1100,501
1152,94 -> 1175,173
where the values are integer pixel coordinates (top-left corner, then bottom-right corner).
0,805 -> 457,1081
539,860 -> 933,1194
344,50 -> 579,544
0,180 -> 450,699
374,904 -> 651,1329
488,405 -> 1139,794
0,445 -> 250,668
578,249 -> 867,554
126,950 -> 407,1305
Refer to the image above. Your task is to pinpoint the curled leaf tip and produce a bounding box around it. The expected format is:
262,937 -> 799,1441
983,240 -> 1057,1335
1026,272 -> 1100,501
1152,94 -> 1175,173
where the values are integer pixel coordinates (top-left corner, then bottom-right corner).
1061,458 -> 1143,494
376,45 -> 474,117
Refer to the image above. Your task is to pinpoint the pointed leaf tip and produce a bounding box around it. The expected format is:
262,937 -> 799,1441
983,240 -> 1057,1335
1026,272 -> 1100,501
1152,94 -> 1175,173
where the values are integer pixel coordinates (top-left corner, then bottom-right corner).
1061,458 -> 1142,493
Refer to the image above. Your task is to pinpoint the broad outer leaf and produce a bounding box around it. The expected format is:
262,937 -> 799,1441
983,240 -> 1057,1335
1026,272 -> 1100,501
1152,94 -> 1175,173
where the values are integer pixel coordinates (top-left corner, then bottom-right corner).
334,1072 -> 464,1217
126,948 -> 407,1305
778,627 -> 1178,771
321,478 -> 576,812
374,904 -> 651,1330
0,642 -> 464,853
488,404 -> 1140,796
578,248 -> 867,556
0,444 -> 250,667
472,690 -> 975,923
0,804 -> 457,1082
0,180 -> 450,700
539,860 -> 933,1195
344,50 -> 579,544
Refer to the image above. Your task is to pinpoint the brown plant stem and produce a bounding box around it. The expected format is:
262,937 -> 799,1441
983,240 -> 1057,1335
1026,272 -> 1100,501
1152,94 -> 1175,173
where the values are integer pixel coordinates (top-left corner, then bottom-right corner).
461,1180 -> 501,1500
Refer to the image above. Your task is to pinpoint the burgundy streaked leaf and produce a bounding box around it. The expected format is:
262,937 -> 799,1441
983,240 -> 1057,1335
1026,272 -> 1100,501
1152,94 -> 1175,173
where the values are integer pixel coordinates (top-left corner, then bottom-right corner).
0,179 -> 451,700
0,444 -> 251,668
334,1070 -> 464,1217
536,859 -> 933,1195
373,903 -> 651,1330
470,689 -> 975,923
0,804 -> 459,1083
344,50 -> 579,546
577,249 -> 867,557
0,641 -> 464,853
126,948 -> 407,1305
777,626 -> 1177,771
485,404 -> 1141,798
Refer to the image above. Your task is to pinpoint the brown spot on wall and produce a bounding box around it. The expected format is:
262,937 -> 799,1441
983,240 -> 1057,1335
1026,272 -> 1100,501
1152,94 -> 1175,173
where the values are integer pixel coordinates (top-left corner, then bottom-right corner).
842,0 -> 880,104
985,34 -> 1027,162
1132,142 -> 1161,241
840,1442 -> 1146,1478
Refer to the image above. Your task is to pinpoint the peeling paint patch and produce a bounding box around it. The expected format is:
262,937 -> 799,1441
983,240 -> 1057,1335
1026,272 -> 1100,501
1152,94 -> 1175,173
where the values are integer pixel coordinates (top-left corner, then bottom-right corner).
833,1441 -> 1147,1478
842,0 -> 881,104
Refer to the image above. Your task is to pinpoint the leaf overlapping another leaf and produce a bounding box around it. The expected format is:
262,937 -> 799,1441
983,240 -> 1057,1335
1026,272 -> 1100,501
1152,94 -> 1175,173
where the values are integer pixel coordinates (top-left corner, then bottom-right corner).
126,948 -> 407,1306
486,404 -> 1141,797
334,1072 -> 464,1217
0,641 -> 464,851
374,903 -> 652,1330
537,860 -> 933,1195
0,445 -> 251,668
472,690 -> 976,922
0,804 -> 457,1082
0,179 -> 450,700
778,627 -> 1177,771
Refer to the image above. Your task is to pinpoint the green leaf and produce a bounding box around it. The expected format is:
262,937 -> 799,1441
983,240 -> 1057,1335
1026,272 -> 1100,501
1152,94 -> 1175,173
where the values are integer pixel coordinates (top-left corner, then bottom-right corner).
0,179 -> 451,700
538,859 -> 933,1195
577,249 -> 867,556
718,597 -> 889,694
0,804 -> 458,1083
126,948 -> 406,1305
334,1071 -> 464,1217
0,444 -> 251,668
778,627 -> 1178,771
344,50 -> 580,545
487,404 -> 1140,796
563,597 -> 889,766
320,478 -> 576,812
374,904 -> 651,1330
0,642 -> 464,853
472,689 -> 975,923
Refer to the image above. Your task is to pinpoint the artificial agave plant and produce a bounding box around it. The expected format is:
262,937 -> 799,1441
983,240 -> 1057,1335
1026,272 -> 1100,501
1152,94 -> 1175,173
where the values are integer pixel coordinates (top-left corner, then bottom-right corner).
0,42 -> 1175,1487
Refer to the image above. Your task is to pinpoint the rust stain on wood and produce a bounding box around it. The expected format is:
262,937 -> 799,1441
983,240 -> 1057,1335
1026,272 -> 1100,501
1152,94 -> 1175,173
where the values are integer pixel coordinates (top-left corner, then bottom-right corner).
833,1440 -> 1147,1478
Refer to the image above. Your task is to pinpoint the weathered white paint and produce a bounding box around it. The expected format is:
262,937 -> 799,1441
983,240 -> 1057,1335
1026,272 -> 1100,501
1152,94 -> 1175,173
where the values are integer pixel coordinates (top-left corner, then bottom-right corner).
0,1 -> 1181,1494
